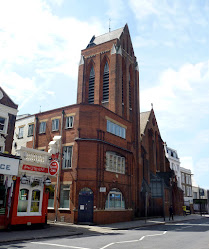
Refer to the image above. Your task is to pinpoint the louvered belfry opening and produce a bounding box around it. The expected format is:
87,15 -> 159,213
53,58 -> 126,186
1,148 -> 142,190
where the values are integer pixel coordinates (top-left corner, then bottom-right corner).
129,72 -> 131,109
102,62 -> 109,102
88,66 -> 95,104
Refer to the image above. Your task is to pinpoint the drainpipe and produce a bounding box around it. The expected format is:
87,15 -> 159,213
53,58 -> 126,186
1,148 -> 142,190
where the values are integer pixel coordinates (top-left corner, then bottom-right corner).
33,116 -> 38,149
55,110 -> 65,222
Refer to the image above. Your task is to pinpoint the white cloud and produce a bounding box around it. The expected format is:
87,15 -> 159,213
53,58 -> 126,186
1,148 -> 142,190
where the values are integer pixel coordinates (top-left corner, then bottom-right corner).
106,0 -> 128,24
133,36 -> 158,48
0,0 -> 104,110
129,0 -> 209,46
181,156 -> 194,172
193,158 -> 209,189
141,60 -> 209,131
129,0 -> 160,19
0,71 -> 37,102
47,0 -> 64,6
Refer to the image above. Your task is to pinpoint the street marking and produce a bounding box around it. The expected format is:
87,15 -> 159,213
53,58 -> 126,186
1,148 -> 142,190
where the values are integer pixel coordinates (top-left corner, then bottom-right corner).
99,231 -> 167,249
31,242 -> 91,249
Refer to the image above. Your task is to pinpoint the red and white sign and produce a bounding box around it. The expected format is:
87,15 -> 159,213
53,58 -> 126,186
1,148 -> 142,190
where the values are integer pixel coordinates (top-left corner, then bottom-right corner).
22,164 -> 48,173
49,160 -> 59,176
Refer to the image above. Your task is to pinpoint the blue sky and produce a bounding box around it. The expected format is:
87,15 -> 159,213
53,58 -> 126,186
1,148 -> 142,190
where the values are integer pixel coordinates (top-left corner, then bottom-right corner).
1,0 -> 209,189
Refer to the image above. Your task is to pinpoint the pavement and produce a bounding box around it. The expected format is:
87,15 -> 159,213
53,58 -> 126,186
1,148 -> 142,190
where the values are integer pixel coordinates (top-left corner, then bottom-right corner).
0,214 -> 207,244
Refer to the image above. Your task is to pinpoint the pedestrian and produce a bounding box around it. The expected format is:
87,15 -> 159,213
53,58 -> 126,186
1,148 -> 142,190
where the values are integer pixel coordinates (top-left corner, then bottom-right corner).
169,205 -> 174,221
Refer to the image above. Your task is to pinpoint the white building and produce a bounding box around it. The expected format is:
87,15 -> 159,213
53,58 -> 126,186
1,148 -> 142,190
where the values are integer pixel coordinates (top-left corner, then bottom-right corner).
0,87 -> 18,153
12,114 -> 35,155
164,144 -> 181,188
180,167 -> 193,206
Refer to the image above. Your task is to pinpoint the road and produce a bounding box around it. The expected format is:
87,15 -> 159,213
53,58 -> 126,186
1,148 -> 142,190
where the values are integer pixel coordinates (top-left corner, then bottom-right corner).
0,217 -> 209,249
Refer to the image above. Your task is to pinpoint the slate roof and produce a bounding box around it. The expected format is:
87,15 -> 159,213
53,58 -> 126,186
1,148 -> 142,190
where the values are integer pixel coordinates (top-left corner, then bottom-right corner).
87,27 -> 124,48
140,111 -> 151,136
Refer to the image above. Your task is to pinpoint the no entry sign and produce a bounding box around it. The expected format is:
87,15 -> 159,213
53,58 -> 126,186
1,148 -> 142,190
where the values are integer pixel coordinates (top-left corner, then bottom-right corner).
49,160 -> 59,176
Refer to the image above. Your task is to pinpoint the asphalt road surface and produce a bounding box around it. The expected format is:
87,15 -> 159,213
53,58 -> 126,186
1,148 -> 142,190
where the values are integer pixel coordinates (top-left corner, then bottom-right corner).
1,217 -> 209,249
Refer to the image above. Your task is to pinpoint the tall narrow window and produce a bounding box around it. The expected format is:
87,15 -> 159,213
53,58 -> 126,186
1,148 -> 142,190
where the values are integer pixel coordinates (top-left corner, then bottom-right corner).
18,127 -> 24,139
28,124 -> 34,136
0,117 -> 5,132
88,67 -> 95,104
102,62 -> 109,102
129,72 -> 131,109
122,73 -> 124,104
62,146 -> 73,169
60,184 -> 70,209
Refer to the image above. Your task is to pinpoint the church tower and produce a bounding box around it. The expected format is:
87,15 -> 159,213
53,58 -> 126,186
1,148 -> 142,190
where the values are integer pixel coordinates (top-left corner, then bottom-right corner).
77,25 -> 141,216
77,24 -> 139,122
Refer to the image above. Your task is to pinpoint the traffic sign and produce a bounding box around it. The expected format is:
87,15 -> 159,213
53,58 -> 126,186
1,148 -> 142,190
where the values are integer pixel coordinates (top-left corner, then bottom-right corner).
49,160 -> 59,176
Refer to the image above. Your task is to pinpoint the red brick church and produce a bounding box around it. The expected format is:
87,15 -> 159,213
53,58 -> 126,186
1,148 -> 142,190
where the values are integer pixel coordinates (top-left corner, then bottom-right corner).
26,24 -> 182,224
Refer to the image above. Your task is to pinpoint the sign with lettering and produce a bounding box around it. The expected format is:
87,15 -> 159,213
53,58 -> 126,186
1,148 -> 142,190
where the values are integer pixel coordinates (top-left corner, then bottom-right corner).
22,164 -> 48,173
49,160 -> 59,176
100,187 -> 106,193
0,156 -> 19,175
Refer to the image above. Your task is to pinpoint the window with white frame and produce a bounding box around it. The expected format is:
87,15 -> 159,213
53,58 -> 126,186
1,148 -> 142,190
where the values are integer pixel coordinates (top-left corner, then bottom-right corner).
59,184 -> 70,209
107,120 -> 126,139
66,116 -> 74,129
52,119 -> 59,131
28,124 -> 34,136
62,146 -> 73,169
30,189 -> 41,212
181,173 -> 185,183
48,185 -> 55,208
105,188 -> 125,209
106,151 -> 125,174
39,121 -> 46,134
0,146 -> 3,152
18,127 -> 24,139
17,185 -> 43,215
0,117 -> 6,132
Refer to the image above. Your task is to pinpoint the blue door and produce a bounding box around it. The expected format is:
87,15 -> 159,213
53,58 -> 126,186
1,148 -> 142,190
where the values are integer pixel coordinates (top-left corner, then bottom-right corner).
78,188 -> 94,223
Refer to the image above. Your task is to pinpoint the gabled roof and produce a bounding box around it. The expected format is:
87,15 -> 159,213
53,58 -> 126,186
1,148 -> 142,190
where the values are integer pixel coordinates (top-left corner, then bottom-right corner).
86,26 -> 125,48
140,110 -> 151,135
0,86 -> 18,109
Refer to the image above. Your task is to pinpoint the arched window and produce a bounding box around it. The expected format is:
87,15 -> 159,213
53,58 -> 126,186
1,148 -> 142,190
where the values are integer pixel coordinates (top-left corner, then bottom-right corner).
17,184 -> 43,215
105,188 -> 125,209
129,71 -> 131,109
88,66 -> 95,104
122,72 -> 124,104
18,189 -> 29,212
102,62 -> 109,102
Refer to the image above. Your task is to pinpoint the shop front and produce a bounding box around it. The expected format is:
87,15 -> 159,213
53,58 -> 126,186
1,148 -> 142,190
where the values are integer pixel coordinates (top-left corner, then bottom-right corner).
9,147 -> 53,227
0,153 -> 20,229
